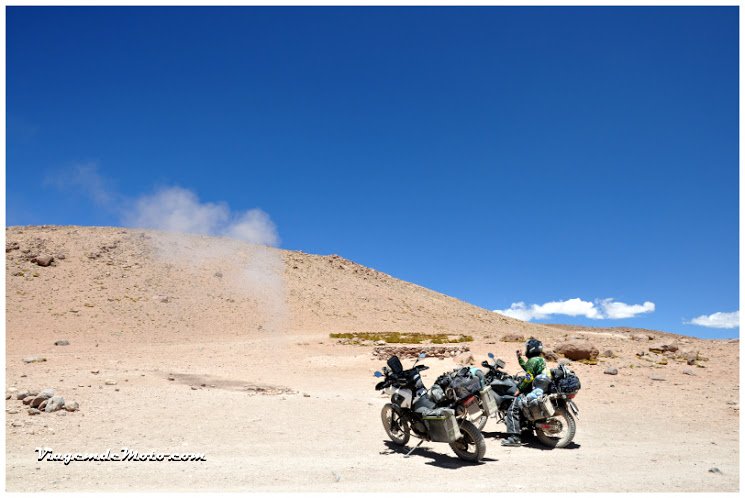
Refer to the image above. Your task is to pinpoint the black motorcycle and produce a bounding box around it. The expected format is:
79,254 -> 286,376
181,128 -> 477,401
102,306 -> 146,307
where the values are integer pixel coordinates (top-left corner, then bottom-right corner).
374,353 -> 486,462
479,352 -> 580,448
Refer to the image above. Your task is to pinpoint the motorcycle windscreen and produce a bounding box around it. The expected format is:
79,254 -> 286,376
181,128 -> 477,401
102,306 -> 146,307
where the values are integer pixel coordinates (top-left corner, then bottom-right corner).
387,355 -> 404,374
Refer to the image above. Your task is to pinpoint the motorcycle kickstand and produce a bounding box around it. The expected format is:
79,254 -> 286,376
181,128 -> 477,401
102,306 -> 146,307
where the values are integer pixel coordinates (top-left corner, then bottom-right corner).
404,439 -> 424,458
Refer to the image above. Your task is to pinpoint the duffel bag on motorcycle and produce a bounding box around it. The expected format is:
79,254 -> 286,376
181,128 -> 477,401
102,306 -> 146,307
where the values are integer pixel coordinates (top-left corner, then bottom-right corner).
522,395 -> 555,421
422,408 -> 462,443
551,364 -> 581,394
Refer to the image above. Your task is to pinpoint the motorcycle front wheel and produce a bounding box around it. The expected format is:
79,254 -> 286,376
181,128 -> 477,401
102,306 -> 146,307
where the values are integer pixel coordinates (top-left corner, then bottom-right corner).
381,403 -> 410,446
535,406 -> 576,448
449,420 -> 486,462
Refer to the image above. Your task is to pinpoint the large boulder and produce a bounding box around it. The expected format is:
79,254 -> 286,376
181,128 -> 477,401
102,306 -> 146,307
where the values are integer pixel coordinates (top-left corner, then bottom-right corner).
649,341 -> 678,354
554,340 -> 599,361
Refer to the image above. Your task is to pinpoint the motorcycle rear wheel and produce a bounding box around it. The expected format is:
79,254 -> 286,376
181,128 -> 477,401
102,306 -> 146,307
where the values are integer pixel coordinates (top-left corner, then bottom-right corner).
449,420 -> 486,462
535,407 -> 576,448
381,403 -> 410,446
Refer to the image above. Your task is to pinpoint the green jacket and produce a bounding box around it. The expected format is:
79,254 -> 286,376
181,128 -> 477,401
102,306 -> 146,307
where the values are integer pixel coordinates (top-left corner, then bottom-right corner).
517,356 -> 546,393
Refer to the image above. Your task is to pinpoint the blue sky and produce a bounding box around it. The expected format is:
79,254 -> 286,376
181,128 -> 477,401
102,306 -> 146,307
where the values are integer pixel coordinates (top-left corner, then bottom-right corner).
7,7 -> 739,338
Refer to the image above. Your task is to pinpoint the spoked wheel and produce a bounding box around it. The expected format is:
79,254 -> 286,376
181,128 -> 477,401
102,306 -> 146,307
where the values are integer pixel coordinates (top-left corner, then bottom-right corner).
535,407 -> 576,448
449,420 -> 486,462
381,403 -> 410,446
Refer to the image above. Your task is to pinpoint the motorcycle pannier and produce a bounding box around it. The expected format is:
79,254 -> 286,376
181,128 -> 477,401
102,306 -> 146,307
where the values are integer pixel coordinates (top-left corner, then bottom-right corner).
423,409 -> 462,443
479,386 -> 498,417
523,395 -> 556,421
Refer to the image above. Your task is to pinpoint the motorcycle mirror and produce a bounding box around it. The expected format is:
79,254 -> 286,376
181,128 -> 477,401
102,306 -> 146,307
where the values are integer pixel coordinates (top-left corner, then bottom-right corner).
488,352 -> 495,359
373,371 -> 383,378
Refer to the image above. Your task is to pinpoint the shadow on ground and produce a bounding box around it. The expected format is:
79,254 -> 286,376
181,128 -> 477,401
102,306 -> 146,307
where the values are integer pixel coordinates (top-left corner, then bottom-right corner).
482,430 -> 581,450
380,441 -> 498,468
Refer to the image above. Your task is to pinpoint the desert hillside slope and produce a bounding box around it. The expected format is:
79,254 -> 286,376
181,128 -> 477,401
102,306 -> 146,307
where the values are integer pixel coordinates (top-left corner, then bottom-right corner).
6,225 -> 555,350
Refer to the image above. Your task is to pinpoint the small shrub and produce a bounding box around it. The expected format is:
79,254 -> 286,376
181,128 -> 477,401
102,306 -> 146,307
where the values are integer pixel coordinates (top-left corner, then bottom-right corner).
329,332 -> 473,345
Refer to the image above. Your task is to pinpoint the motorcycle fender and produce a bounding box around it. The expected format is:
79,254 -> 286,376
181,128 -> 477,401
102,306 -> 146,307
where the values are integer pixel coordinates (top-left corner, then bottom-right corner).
567,400 -> 579,417
386,387 -> 413,408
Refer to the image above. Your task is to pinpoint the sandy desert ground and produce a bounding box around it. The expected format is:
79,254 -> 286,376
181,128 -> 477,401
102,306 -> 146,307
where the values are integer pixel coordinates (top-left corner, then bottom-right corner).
5,226 -> 739,491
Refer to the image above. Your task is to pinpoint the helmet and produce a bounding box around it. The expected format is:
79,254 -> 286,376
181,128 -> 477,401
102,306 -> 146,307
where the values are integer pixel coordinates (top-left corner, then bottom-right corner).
533,374 -> 551,392
525,338 -> 543,358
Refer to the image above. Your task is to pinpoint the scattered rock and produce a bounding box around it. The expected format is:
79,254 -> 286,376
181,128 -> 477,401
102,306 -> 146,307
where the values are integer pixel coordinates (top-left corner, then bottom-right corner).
54,340 -> 70,346
56,411 -> 67,416
91,370 -> 100,375
22,396 -> 34,405
657,358 -> 668,365
167,376 -> 175,381
601,349 -> 614,358
604,367 -> 619,375
104,380 -> 117,385
372,345 -> 469,360
649,342 -> 678,354
11,421 -> 23,428
7,409 -> 18,414
27,408 -> 41,415
543,349 -> 559,362
45,396 -> 65,413
214,272 -> 223,278
650,376 -> 666,381
190,386 -> 199,390
500,333 -> 525,343
455,352 -> 475,366
22,356 -> 46,364
34,255 -> 54,267
38,400 -> 48,411
303,393 -> 311,398
631,333 -> 652,341
554,340 -> 599,361
375,340 -> 386,346
708,467 -> 722,474
5,393 -> 10,400
682,368 -> 695,376
558,359 -> 572,366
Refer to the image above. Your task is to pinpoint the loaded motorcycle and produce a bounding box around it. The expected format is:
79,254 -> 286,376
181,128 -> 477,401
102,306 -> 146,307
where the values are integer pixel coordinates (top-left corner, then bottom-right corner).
478,352 -> 580,448
374,353 -> 486,462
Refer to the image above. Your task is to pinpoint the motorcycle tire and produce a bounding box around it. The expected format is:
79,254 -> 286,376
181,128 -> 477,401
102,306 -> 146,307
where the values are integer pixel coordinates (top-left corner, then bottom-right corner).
381,403 -> 410,446
535,406 -> 576,448
449,419 -> 486,462
473,412 -> 488,431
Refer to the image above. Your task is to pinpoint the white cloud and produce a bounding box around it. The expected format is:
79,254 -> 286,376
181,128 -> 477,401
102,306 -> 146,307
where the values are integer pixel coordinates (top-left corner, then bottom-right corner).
687,310 -> 739,329
494,297 -> 655,322
600,298 -> 655,319
123,186 -> 279,246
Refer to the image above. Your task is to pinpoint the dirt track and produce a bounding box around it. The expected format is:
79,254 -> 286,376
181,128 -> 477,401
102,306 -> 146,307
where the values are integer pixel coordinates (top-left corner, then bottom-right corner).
5,226 -> 739,491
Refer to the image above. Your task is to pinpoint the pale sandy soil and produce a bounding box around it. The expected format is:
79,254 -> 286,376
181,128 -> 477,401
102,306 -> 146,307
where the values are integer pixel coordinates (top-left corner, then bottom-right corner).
5,226 -> 739,492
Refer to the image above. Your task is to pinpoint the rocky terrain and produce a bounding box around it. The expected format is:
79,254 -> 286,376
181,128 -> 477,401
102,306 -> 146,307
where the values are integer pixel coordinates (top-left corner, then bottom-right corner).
5,225 -> 739,491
